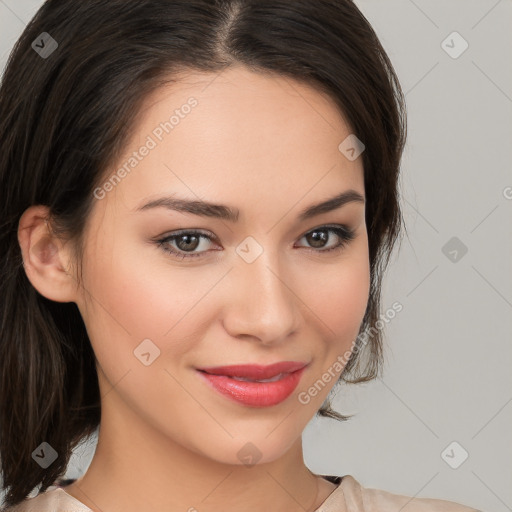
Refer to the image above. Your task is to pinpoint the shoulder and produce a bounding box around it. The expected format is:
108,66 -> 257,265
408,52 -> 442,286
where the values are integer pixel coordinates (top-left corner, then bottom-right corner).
1,486 -> 91,512
323,474 -> 482,512
346,475 -> 482,512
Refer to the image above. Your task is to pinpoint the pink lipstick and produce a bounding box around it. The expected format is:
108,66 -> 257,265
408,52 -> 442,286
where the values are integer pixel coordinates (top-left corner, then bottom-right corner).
196,361 -> 308,407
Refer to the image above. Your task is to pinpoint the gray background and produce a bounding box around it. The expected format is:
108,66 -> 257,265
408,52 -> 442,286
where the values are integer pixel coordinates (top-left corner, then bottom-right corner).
1,1 -> 510,511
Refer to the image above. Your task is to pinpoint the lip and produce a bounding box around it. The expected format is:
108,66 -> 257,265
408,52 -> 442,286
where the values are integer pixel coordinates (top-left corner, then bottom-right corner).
197,361 -> 308,379
196,361 -> 309,407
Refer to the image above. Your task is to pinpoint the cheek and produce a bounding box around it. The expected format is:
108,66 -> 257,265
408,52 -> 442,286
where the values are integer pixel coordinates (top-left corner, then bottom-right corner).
78,240 -> 219,376
79,226 -> 369,384
309,246 -> 370,346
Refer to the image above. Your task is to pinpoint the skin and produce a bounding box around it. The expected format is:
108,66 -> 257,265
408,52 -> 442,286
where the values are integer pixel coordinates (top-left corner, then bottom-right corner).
18,65 -> 369,512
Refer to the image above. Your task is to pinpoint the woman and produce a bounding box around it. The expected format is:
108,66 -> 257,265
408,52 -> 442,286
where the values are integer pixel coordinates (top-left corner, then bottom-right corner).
0,1 -> 480,511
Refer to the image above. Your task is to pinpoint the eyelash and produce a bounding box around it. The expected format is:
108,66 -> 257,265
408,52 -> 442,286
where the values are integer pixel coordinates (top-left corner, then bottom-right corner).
155,224 -> 356,260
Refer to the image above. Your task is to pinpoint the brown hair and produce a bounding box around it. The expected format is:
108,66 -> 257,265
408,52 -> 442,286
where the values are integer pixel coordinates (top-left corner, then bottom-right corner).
0,0 -> 406,507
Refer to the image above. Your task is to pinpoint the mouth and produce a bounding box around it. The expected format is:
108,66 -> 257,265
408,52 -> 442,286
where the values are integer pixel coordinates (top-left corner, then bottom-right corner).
197,371 -> 290,383
196,361 -> 308,381
196,361 -> 309,407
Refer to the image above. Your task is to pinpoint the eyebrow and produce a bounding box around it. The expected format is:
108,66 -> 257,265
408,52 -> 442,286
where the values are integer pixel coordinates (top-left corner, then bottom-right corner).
136,189 -> 365,222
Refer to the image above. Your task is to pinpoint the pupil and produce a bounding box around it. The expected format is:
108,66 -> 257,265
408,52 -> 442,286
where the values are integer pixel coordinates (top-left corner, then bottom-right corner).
308,230 -> 327,248
178,234 -> 199,251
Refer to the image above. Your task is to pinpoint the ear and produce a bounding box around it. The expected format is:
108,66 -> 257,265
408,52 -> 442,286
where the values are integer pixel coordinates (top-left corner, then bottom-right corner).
17,205 -> 79,303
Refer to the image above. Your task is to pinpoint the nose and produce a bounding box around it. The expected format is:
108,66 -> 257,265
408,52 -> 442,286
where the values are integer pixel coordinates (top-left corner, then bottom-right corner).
222,252 -> 300,346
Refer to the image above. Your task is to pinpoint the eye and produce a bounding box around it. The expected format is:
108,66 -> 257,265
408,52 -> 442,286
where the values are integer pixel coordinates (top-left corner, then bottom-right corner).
156,230 -> 217,260
295,225 -> 356,254
155,224 -> 356,260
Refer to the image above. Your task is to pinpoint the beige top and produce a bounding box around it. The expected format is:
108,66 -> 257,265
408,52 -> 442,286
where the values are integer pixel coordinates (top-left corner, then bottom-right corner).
4,474 -> 481,512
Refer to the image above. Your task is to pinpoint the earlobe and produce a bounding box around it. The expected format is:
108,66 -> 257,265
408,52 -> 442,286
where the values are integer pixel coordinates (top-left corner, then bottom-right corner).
17,205 -> 78,303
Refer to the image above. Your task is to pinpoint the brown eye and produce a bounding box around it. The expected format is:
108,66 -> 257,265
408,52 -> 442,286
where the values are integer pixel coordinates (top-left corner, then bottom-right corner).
156,225 -> 355,261
157,230 -> 216,260
296,225 -> 355,253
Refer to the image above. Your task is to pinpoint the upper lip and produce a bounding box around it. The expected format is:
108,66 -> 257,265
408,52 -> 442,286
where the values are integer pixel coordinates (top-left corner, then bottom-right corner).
197,361 -> 308,379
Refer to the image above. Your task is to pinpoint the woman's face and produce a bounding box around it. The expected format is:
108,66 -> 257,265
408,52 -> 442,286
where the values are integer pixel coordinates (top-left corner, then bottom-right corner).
75,65 -> 369,464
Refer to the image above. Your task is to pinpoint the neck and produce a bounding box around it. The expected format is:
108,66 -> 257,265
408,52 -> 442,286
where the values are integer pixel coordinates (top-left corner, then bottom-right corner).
65,384 -> 325,512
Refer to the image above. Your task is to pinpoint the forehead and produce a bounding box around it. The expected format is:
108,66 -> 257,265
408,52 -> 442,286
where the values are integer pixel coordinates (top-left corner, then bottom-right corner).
97,65 -> 364,219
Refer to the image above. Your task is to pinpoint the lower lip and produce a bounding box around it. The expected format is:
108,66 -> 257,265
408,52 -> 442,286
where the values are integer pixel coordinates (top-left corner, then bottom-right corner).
197,367 -> 306,407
